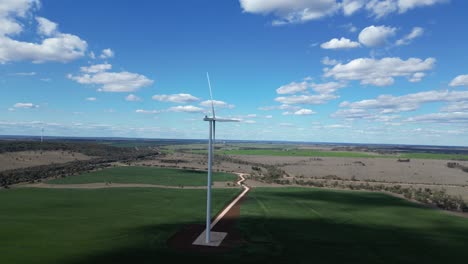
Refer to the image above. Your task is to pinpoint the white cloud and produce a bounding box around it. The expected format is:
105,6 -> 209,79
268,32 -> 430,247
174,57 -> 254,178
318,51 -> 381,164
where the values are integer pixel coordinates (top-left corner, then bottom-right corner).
449,74 -> 468,87
397,0 -> 448,13
0,32 -> 87,63
152,93 -> 199,103
69,63 -> 153,92
239,0 -> 340,25
365,0 -> 398,18
80,63 -> 112,73
358,25 -> 396,47
343,0 -> 366,15
244,120 -> 256,124
168,105 -> 204,113
36,17 -> 58,36
324,57 -> 435,86
14,102 -> 38,109
200,100 -> 235,109
85,97 -> 96,101
265,115 -> 273,119
238,0 -> 448,24
0,3 -> 87,63
321,56 -> 340,66
293,108 -> 316,115
321,37 -> 360,49
336,90 -> 468,119
441,101 -> 468,112
136,109 -> 160,114
276,81 -> 308,94
407,112 -> 468,124
125,94 -> 141,101
408,72 -> 425,82
100,48 -> 114,59
396,27 -> 424,46
89,51 -> 96,59
276,93 -> 339,105
311,81 -> 346,94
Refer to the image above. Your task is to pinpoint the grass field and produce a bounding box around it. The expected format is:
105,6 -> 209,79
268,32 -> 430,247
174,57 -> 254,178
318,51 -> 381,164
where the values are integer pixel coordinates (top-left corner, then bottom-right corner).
216,149 -> 468,160
2,186 -> 468,263
0,187 -> 240,264
218,149 -> 383,158
47,166 -> 237,186
236,187 -> 468,263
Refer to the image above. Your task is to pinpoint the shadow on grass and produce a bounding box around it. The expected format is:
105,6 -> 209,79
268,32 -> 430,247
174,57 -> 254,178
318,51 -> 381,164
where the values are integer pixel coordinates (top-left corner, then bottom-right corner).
66,215 -> 468,264
268,187 -> 413,208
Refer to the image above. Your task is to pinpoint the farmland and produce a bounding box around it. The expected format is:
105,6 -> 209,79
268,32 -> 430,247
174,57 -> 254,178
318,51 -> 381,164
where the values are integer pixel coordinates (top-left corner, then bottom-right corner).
235,187 -> 468,263
2,186 -> 468,263
47,166 -> 237,186
0,187 -> 239,264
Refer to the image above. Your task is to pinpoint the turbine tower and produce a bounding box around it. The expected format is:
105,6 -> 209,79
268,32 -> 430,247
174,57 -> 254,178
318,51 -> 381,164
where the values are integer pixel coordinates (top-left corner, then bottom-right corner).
203,72 -> 238,244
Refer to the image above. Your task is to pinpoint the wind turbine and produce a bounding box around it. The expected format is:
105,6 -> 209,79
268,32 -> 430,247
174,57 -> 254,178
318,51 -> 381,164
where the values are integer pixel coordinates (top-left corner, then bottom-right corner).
202,72 -> 238,244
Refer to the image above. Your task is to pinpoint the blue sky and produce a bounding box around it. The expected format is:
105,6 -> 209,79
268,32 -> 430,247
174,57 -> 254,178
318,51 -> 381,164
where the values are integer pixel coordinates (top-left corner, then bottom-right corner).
1,0 -> 468,146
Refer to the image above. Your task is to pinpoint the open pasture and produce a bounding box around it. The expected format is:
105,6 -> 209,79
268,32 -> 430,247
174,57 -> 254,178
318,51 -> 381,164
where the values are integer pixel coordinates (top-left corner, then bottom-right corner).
235,187 -> 468,263
0,187 -> 240,264
47,166 -> 237,186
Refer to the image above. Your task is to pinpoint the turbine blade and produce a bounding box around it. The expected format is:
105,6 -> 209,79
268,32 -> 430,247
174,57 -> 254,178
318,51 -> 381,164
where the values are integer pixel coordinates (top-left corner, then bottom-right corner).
206,72 -> 216,118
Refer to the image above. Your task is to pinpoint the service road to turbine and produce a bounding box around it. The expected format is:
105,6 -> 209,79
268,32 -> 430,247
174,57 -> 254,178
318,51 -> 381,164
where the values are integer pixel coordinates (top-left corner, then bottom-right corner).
192,173 -> 250,247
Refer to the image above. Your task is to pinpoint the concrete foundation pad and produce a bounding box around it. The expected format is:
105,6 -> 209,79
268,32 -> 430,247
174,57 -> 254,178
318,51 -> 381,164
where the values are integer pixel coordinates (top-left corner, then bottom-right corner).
192,231 -> 227,247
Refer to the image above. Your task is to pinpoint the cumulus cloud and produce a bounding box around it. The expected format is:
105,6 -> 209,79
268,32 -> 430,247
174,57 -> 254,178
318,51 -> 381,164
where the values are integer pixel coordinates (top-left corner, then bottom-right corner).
200,100 -> 235,109
80,63 -> 112,73
396,27 -> 424,46
321,37 -> 360,49
69,71 -> 153,92
152,93 -> 199,103
68,63 -> 153,92
274,79 -> 345,107
311,81 -> 346,94
321,56 -> 340,66
276,81 -> 309,94
406,112 -> 468,124
449,74 -> 468,87
358,25 -> 396,47
283,108 -> 316,115
125,94 -> 141,101
36,17 -> 57,36
441,101 -> 468,112
324,57 -> 435,86
276,93 -> 339,105
136,109 -> 160,114
238,0 -> 448,24
167,105 -> 204,113
14,102 -> 38,109
342,0 -> 366,15
85,97 -> 96,101
0,1 -> 87,63
100,48 -> 114,59
335,90 -> 468,121
239,0 -> 340,25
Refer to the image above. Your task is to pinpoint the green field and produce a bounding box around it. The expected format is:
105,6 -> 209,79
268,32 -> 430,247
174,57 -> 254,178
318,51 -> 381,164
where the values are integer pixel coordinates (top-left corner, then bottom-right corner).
215,149 -> 468,160
0,187 -> 240,264
218,149 -> 381,158
236,188 -> 468,263
1,186 -> 468,263
47,166 -> 237,186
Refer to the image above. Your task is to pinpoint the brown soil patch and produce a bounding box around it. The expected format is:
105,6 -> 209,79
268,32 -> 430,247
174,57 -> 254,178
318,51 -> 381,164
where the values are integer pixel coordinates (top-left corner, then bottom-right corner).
0,150 -> 91,171
167,195 -> 247,253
